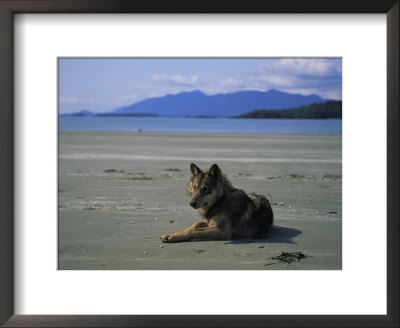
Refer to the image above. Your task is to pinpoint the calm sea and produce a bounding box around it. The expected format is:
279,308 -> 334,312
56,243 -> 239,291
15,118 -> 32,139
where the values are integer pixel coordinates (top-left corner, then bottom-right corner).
58,116 -> 342,135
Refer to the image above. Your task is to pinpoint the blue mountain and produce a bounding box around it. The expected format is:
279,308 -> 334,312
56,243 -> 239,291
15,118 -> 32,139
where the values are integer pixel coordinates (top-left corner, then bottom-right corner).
111,89 -> 326,117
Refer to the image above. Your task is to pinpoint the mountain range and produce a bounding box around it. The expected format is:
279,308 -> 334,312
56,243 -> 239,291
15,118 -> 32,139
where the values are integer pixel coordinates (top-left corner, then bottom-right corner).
66,89 -> 329,117
110,89 -> 326,117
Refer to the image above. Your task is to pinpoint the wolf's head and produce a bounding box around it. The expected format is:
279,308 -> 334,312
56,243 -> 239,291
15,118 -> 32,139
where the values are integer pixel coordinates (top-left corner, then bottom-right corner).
187,163 -> 224,209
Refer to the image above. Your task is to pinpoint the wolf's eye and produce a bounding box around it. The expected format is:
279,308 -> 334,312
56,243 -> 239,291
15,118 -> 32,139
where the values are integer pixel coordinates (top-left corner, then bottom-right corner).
202,186 -> 210,193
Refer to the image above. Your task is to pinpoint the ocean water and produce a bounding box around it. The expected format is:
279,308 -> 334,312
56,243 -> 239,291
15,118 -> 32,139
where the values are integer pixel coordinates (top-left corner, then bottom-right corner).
58,116 -> 342,135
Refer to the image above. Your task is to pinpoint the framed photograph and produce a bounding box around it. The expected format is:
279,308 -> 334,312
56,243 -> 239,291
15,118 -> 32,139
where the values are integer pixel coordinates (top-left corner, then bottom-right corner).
1,1 -> 398,327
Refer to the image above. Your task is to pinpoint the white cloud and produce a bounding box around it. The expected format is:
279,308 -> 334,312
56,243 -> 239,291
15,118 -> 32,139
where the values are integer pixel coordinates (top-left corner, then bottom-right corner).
245,73 -> 296,88
152,74 -> 201,87
219,77 -> 245,89
260,59 -> 340,77
60,96 -> 97,105
116,93 -> 139,106
148,92 -> 163,98
110,93 -> 139,106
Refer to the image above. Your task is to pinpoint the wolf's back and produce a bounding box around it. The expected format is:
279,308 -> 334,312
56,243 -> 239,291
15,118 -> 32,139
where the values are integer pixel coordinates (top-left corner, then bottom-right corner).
248,194 -> 274,233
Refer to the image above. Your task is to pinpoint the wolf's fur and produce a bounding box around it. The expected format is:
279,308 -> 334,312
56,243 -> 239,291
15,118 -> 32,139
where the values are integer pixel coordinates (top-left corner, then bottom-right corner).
160,163 -> 273,243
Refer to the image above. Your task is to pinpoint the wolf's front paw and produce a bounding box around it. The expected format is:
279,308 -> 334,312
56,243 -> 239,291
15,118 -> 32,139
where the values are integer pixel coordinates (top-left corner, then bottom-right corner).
161,233 -> 186,243
160,233 -> 172,242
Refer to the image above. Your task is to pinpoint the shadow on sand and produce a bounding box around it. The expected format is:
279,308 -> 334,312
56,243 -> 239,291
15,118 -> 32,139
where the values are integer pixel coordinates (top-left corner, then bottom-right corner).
227,225 -> 302,245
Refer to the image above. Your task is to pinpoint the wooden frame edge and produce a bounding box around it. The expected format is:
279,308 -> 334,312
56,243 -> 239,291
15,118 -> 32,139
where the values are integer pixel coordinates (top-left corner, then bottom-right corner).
0,1 -> 398,327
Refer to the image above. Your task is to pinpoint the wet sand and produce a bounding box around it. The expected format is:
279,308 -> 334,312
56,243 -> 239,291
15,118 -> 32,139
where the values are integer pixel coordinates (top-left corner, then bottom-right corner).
58,131 -> 342,270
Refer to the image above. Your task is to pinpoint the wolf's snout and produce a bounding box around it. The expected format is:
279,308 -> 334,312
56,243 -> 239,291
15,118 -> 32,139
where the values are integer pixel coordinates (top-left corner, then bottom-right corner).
190,201 -> 197,208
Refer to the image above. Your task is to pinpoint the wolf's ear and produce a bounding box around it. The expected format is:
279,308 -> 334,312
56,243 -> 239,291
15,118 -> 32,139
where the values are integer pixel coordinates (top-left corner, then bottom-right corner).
209,164 -> 222,180
190,163 -> 202,178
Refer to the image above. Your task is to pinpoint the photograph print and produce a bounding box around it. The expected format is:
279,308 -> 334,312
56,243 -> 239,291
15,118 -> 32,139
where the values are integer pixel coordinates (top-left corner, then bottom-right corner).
58,58 -> 342,270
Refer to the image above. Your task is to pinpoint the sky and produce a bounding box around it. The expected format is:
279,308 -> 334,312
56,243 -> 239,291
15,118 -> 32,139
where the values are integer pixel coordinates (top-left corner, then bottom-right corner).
58,58 -> 342,114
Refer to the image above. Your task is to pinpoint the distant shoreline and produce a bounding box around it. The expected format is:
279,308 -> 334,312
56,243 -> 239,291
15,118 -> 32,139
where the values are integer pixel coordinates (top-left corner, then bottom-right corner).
60,113 -> 159,118
60,114 -> 342,120
60,100 -> 342,120
58,130 -> 342,138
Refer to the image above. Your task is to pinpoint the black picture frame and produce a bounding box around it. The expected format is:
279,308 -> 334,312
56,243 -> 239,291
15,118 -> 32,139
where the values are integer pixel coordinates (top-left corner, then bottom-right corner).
0,1 -> 398,327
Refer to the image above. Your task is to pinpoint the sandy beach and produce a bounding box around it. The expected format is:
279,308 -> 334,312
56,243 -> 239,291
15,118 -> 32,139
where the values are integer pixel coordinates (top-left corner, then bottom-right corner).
58,131 -> 342,270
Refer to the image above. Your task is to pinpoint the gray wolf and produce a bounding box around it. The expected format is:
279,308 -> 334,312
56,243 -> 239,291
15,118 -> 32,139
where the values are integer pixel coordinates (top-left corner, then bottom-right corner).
160,163 -> 273,243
